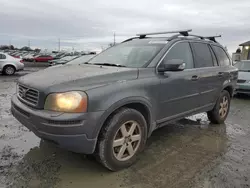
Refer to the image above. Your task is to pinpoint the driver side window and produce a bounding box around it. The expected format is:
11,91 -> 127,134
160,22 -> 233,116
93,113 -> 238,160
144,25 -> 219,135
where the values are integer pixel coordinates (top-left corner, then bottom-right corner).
162,42 -> 194,69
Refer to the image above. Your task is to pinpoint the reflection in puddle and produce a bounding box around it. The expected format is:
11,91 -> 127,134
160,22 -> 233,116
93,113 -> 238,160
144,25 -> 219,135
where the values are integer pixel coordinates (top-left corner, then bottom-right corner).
3,115 -> 229,188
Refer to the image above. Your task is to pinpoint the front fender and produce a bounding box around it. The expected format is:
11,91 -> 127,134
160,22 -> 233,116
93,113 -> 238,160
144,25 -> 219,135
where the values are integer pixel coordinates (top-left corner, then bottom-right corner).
221,79 -> 235,96
86,76 -> 160,139
92,96 -> 155,139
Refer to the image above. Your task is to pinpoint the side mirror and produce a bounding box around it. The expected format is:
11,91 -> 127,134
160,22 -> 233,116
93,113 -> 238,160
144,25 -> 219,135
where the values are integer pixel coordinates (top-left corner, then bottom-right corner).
158,59 -> 186,72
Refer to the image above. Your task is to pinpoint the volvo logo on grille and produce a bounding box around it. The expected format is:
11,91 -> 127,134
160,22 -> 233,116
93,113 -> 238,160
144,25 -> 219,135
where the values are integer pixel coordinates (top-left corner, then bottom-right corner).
20,88 -> 29,98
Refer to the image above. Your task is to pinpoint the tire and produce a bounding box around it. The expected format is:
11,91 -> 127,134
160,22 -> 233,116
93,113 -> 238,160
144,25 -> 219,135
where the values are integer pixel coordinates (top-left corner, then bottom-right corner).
3,65 -> 16,75
207,90 -> 231,124
96,108 -> 147,171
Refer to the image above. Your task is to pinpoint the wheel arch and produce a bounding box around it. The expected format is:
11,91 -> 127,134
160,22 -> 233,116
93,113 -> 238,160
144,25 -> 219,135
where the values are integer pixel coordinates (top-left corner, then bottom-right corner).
222,85 -> 234,97
94,97 -> 154,141
3,64 -> 17,70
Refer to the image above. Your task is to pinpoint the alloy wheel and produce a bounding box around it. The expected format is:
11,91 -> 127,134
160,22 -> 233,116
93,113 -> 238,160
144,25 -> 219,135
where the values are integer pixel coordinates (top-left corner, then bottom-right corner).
5,67 -> 15,75
112,120 -> 141,161
219,96 -> 229,118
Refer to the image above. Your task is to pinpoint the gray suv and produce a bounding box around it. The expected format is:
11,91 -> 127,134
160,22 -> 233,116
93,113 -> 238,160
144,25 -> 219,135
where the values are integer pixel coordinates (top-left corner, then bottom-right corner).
11,30 -> 238,171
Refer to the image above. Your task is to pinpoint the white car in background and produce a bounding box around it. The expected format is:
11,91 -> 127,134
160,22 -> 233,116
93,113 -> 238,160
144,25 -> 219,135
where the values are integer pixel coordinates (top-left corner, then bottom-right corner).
0,53 -> 24,75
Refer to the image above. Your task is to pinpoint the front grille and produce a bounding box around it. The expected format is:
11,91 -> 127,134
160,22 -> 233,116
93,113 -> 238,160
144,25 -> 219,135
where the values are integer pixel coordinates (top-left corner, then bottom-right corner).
237,79 -> 246,83
18,84 -> 39,106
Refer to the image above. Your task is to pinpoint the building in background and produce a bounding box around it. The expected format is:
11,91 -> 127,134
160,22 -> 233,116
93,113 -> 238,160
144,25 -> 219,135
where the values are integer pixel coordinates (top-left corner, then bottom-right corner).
232,40 -> 250,62
239,41 -> 250,60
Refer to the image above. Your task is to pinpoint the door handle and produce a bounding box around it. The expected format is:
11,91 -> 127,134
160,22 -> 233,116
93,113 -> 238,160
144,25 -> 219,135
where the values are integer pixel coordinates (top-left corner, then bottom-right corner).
191,75 -> 199,81
218,72 -> 225,77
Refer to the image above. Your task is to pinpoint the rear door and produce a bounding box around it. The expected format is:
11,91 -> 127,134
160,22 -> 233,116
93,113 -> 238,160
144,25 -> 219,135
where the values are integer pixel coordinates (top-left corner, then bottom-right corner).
190,42 -> 222,107
211,45 -> 233,90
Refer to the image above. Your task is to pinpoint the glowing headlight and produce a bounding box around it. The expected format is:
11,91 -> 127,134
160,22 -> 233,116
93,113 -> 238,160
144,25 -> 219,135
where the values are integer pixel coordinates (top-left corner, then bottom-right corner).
44,91 -> 87,113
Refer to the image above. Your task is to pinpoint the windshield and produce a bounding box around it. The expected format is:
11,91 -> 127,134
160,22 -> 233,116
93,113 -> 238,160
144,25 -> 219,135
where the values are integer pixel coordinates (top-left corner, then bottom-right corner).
88,40 -> 166,68
67,55 -> 95,65
235,61 -> 250,71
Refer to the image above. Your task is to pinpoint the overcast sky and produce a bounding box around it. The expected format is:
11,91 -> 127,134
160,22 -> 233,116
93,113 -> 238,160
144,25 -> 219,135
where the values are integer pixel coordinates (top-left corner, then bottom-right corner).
1,0 -> 250,52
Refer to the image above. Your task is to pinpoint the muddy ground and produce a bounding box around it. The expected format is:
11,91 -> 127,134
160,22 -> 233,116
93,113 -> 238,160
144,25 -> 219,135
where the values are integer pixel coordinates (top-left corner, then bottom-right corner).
0,68 -> 250,188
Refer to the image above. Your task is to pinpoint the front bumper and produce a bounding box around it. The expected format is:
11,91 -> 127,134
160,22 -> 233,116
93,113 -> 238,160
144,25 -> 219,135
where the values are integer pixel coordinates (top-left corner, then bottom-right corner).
235,83 -> 250,94
11,94 -> 104,154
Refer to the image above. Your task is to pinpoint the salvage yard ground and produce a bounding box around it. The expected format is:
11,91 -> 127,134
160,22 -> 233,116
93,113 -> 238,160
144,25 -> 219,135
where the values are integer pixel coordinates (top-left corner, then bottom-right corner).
0,67 -> 250,188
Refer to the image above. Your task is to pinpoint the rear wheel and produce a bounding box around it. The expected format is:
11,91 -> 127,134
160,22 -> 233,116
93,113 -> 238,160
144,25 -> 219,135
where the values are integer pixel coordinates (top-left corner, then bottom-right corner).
3,65 -> 16,75
96,108 -> 147,171
207,90 -> 231,124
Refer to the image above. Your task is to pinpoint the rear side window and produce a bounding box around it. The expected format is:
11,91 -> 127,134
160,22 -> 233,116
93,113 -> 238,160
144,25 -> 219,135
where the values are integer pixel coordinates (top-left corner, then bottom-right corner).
211,45 -> 230,66
163,42 -> 194,69
0,54 -> 6,59
191,43 -> 214,68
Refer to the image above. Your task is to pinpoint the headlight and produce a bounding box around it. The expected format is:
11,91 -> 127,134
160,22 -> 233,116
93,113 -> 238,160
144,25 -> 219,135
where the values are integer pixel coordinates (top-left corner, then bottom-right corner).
44,91 -> 87,113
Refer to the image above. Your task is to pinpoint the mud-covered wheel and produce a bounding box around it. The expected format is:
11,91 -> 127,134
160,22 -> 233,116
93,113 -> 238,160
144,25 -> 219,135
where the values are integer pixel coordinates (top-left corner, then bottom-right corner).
207,90 -> 231,124
3,65 -> 15,75
96,108 -> 147,171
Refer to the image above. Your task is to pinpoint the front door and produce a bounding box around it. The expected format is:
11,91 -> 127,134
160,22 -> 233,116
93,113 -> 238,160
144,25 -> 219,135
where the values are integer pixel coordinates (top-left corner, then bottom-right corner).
157,42 -> 201,123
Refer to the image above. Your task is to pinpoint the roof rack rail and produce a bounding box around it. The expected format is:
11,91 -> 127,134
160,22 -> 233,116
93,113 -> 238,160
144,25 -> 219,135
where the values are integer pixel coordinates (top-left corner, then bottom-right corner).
204,35 -> 221,42
121,37 -> 140,43
188,34 -> 221,42
121,30 -> 221,43
136,29 -> 192,38
167,33 -> 221,43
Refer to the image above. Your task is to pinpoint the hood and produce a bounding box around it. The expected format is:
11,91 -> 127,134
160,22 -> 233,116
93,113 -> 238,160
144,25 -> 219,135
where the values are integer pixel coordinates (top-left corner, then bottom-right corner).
238,71 -> 250,80
18,64 -> 138,91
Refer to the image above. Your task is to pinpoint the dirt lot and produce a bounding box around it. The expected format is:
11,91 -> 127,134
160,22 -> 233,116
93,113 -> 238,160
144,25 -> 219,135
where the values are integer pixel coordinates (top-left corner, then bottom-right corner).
0,68 -> 250,188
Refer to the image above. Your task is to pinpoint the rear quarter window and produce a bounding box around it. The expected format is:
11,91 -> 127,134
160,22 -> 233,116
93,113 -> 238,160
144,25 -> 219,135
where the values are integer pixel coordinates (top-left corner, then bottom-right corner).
211,45 -> 231,66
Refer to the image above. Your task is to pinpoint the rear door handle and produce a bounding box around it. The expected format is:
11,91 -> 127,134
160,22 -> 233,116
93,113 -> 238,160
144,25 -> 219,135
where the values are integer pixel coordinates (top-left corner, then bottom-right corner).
191,75 -> 199,81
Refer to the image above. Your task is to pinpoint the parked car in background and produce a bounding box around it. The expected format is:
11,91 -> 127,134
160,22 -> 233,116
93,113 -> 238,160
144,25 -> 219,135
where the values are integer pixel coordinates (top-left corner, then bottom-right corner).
9,52 -> 22,59
22,53 -> 38,62
48,55 -> 78,66
11,29 -> 238,171
52,52 -> 66,60
66,54 -> 96,65
33,55 -> 53,62
234,60 -> 250,94
0,53 -> 24,75
50,54 -> 95,66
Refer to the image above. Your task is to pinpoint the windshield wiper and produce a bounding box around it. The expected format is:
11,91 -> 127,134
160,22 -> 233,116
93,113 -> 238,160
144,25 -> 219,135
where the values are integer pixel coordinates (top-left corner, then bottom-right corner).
92,63 -> 126,67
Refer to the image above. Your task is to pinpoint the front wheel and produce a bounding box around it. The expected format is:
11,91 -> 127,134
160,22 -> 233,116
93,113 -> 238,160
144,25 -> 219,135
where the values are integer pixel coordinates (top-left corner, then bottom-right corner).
207,90 -> 231,124
96,108 -> 147,171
